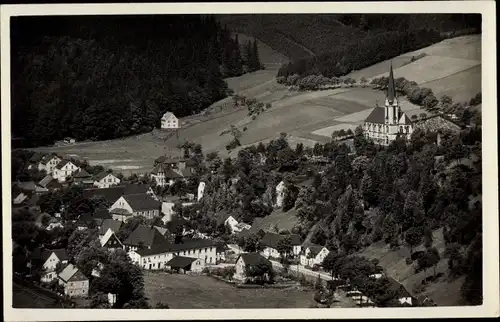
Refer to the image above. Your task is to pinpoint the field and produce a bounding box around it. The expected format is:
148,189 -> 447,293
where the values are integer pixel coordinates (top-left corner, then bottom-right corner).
143,271 -> 315,308
30,34 -> 481,175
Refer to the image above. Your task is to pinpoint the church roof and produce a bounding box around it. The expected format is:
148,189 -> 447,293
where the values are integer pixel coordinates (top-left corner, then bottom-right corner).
387,62 -> 396,103
365,106 -> 386,124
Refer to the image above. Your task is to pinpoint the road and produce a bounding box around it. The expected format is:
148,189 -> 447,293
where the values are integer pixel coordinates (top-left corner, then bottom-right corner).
270,260 -> 337,281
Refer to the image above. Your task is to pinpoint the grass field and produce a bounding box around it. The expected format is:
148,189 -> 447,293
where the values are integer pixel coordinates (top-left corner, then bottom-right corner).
143,271 -> 315,308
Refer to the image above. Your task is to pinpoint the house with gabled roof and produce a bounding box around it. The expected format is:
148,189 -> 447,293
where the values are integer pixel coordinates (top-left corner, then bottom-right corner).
100,228 -> 124,251
72,169 -> 94,186
129,237 -> 218,270
98,219 -> 122,238
260,232 -> 302,259
57,263 -> 89,298
123,225 -> 168,251
38,174 -> 63,191
160,112 -> 179,129
299,243 -> 329,267
28,152 -> 46,171
93,209 -> 112,226
166,256 -> 204,273
40,154 -> 62,174
110,193 -> 161,220
233,252 -> 272,282
82,184 -> 157,206
40,249 -> 69,283
52,160 -> 80,183
363,63 -> 414,146
93,172 -> 121,189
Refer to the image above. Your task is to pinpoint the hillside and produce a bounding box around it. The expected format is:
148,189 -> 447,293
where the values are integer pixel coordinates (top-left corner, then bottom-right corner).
31,33 -> 481,178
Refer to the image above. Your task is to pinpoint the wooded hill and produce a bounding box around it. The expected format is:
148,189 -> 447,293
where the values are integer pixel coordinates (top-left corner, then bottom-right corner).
11,15 -> 262,147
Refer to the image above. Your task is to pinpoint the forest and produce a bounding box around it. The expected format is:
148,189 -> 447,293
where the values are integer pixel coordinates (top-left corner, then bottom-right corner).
11,15 -> 262,147
276,14 -> 481,78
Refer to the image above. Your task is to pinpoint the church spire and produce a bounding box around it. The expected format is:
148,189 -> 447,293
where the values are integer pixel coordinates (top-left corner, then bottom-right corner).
387,62 -> 396,103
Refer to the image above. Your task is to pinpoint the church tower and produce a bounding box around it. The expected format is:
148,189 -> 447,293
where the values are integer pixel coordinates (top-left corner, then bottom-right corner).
384,62 -> 400,125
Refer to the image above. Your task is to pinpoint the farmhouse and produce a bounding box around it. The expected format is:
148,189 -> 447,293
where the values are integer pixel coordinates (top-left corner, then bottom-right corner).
260,232 -> 302,259
151,163 -> 184,187
72,169 -> 94,186
52,160 -> 80,183
363,64 -> 414,145
109,193 -> 161,219
123,225 -> 168,251
161,112 -> 179,129
233,252 -> 272,282
40,249 -> 69,283
128,238 -> 218,270
40,154 -> 63,174
57,264 -> 89,298
83,184 -> 158,205
299,244 -> 330,267
93,172 -> 121,189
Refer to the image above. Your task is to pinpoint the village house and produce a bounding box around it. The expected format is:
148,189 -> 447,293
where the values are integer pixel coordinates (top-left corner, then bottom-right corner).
57,263 -> 89,298
151,156 -> 195,187
160,112 -> 179,129
38,174 -> 63,191
98,219 -> 122,238
363,64 -> 414,145
27,153 -> 46,171
161,195 -> 194,224
109,193 -> 161,220
128,238 -> 218,270
233,252 -> 272,282
40,154 -> 63,174
83,184 -> 158,207
52,160 -> 80,183
40,249 -> 69,283
72,169 -> 94,187
93,172 -> 121,189
260,232 -> 303,259
299,244 -> 330,267
99,228 -> 124,251
93,209 -> 112,227
386,277 -> 418,307
166,256 -> 205,273
123,225 -> 168,252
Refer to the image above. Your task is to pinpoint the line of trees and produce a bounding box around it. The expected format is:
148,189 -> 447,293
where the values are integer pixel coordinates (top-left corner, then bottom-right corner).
11,15 -> 262,148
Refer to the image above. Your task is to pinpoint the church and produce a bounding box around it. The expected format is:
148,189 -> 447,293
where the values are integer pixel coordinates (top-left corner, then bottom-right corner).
363,64 -> 413,145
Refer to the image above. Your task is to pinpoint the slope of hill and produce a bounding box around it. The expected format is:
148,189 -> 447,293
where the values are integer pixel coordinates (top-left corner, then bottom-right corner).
31,34 -> 481,178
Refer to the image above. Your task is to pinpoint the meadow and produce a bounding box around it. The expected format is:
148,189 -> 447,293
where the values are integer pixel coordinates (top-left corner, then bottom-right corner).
143,271 -> 315,309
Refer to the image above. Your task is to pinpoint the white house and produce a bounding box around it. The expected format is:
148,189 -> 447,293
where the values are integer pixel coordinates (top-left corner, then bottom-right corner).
260,232 -> 302,259
52,160 -> 80,183
100,228 -> 124,251
128,238 -> 218,270
40,249 -> 69,283
40,155 -> 62,174
161,112 -> 179,129
57,264 -> 89,298
197,182 -> 206,201
233,252 -> 272,282
93,172 -> 121,189
224,216 -> 239,232
109,193 -> 161,220
299,244 -> 330,267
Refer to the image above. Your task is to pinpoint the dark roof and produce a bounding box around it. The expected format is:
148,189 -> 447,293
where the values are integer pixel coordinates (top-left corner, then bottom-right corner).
124,225 -> 166,247
110,208 -> 132,215
77,213 -> 95,225
306,244 -> 325,257
94,209 -> 112,220
387,277 -> 413,300
216,243 -> 228,253
93,171 -> 116,182
123,193 -> 161,211
123,183 -> 152,195
29,153 -> 45,163
41,249 -> 69,263
99,219 -> 122,235
14,181 -> 37,192
164,168 -> 184,179
260,232 -> 302,249
387,62 -> 396,103
134,238 -> 217,256
166,256 -> 197,269
73,169 -> 92,179
365,106 -> 386,124
155,155 -> 168,164
55,160 -> 72,170
83,186 -> 125,204
155,156 -> 185,164
238,252 -> 271,266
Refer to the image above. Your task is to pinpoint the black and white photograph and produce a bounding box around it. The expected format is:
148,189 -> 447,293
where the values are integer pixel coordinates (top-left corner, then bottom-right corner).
1,1 -> 498,320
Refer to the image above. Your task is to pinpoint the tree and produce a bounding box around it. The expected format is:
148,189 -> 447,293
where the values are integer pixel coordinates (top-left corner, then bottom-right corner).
426,247 -> 441,276
404,226 -> 423,254
241,234 -> 263,253
67,228 -> 99,260
155,302 -> 170,309
276,236 -> 293,261
423,227 -> 433,248
244,261 -> 274,284
440,95 -> 453,110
